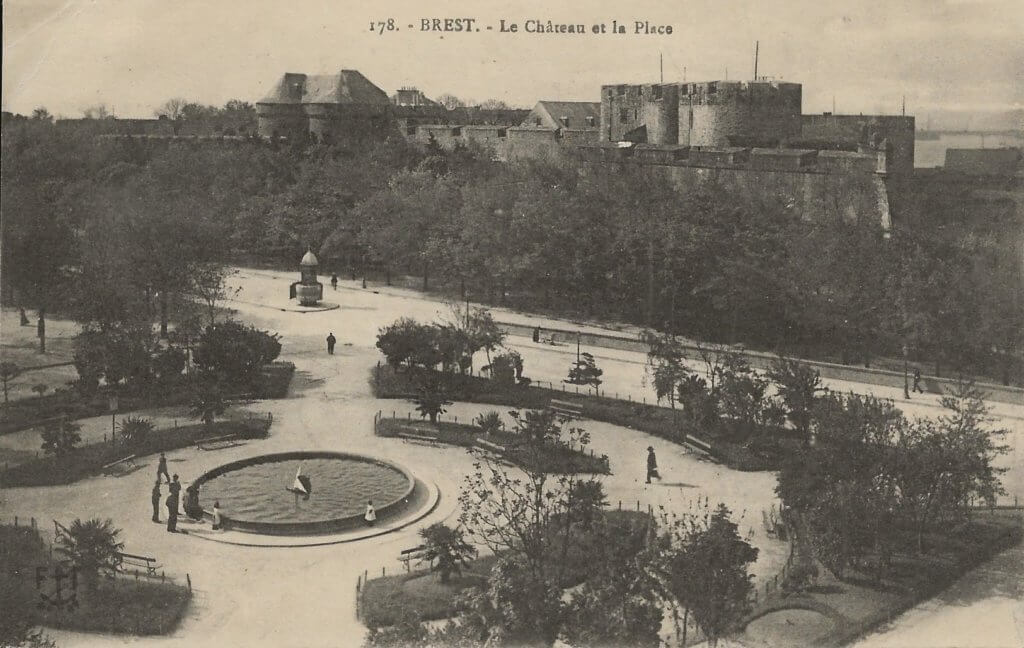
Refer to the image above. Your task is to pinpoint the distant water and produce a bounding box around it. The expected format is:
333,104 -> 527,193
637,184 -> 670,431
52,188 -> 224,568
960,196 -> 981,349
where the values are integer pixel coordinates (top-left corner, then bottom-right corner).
915,132 -> 1024,168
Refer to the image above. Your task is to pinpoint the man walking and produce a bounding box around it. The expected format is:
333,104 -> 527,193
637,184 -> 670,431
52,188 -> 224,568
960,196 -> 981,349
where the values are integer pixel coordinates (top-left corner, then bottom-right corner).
912,368 -> 924,394
151,481 -> 162,523
326,332 -> 337,355
646,446 -> 661,484
157,453 -> 170,484
330,274 -> 338,291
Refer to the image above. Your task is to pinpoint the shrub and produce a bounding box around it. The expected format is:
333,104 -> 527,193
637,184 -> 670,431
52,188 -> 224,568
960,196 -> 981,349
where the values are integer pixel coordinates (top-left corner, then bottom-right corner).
192,320 -> 281,387
55,518 -> 124,593
117,416 -> 154,445
40,419 -> 82,456
474,411 -> 505,436
418,523 -> 478,584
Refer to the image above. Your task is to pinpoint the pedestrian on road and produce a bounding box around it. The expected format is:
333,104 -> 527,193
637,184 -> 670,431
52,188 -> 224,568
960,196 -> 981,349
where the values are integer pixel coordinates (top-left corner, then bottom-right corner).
532,327 -> 541,343
19,308 -> 29,326
364,500 -> 376,527
646,446 -> 661,484
326,332 -> 336,355
184,485 -> 203,521
169,474 -> 182,510
913,368 -> 924,394
157,453 -> 170,484
330,274 -> 338,291
151,481 -> 162,523
166,493 -> 178,533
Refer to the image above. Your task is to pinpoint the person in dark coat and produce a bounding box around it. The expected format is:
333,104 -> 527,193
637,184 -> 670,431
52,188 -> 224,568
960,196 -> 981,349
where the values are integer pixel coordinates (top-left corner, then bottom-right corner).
184,485 -> 203,521
532,327 -> 541,343
912,368 -> 924,393
151,481 -> 162,523
646,446 -> 661,484
330,274 -> 338,291
166,493 -> 178,533
169,474 -> 182,499
157,453 -> 170,484
326,332 -> 337,355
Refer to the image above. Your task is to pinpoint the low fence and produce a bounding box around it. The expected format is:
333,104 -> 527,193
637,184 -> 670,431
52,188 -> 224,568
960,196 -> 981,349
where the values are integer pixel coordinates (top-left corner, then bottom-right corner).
2,515 -> 193,593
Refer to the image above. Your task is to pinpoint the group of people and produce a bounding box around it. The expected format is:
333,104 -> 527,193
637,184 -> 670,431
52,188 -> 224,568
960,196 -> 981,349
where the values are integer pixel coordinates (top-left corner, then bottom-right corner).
151,453 -> 221,533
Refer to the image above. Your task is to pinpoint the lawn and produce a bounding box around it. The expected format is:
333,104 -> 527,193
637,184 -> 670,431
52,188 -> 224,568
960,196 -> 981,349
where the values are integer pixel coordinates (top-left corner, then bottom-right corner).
0,417 -> 271,487
375,417 -> 609,474
370,363 -> 790,471
0,523 -> 192,637
359,510 -> 651,628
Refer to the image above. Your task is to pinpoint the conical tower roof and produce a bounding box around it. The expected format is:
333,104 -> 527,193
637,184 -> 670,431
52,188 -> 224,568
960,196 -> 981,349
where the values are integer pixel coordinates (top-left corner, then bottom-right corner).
300,249 -> 319,266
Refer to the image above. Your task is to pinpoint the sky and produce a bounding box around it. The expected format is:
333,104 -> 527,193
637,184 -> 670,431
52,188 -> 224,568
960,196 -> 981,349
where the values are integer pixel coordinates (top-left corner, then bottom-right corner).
2,0 -> 1022,120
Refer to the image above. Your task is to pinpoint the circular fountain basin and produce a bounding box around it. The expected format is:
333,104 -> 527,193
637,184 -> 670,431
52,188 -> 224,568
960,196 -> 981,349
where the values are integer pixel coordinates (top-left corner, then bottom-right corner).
193,451 -> 416,535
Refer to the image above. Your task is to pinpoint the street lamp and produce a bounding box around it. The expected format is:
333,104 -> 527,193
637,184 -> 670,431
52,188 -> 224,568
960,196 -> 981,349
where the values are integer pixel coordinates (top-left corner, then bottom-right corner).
902,343 -> 910,399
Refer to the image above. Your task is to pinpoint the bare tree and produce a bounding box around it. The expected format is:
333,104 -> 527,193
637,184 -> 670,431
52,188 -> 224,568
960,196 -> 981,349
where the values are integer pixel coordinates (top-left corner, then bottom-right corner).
82,104 -> 112,119
435,93 -> 466,111
30,107 -> 53,122
155,98 -> 188,120
188,264 -> 240,325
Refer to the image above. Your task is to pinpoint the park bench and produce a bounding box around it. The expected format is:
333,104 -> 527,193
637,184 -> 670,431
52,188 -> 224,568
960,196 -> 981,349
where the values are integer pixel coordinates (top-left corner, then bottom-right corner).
473,438 -> 516,467
115,552 -> 162,577
683,433 -> 713,457
197,434 -> 241,451
396,431 -> 440,446
101,454 -> 138,476
399,544 -> 428,572
548,399 -> 583,420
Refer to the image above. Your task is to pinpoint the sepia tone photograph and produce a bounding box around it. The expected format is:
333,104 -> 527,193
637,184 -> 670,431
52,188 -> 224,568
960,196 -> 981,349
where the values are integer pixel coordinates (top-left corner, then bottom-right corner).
1,1 -> 1022,647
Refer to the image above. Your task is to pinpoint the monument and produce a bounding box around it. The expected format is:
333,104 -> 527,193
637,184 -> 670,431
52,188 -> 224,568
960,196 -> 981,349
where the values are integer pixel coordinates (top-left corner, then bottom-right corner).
291,249 -> 324,306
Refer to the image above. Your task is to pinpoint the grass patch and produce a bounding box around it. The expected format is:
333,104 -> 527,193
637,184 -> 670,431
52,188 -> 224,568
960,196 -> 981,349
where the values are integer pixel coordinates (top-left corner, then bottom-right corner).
359,510 -> 651,627
0,524 -> 191,637
1,363 -> 295,436
376,417 -> 609,474
0,418 -> 271,488
370,364 -> 786,471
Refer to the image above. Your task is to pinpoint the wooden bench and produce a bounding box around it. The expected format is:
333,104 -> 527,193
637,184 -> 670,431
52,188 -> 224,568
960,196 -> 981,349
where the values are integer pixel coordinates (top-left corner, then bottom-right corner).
475,438 -> 506,454
548,399 -> 583,420
396,430 -> 440,446
683,433 -> 713,456
116,552 -> 161,577
101,454 -> 138,475
399,544 -> 427,572
473,438 -> 516,467
197,434 -> 241,451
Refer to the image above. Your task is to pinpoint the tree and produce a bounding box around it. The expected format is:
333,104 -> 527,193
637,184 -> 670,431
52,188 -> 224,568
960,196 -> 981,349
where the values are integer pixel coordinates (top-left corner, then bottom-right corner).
412,378 -> 451,423
55,518 -> 124,595
192,320 -> 281,387
0,362 -> 21,403
188,263 -> 240,326
641,330 -> 690,409
766,356 -> 828,443
30,107 -> 53,122
155,98 -> 188,120
715,352 -> 775,434
190,377 -> 226,428
436,93 -> 467,110
40,419 -> 81,456
478,99 -> 511,110
474,411 -> 505,436
656,504 -> 758,647
567,352 -> 603,388
417,523 -> 478,584
81,104 -> 112,119
376,318 -> 440,372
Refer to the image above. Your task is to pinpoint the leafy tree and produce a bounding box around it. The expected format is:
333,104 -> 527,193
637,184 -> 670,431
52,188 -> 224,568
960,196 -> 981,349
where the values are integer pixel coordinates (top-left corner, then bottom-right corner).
376,318 -> 439,371
190,378 -> 226,428
0,362 -> 20,403
641,330 -> 690,409
567,352 -> 603,388
488,351 -> 523,386
715,352 -> 775,434
55,518 -> 124,594
192,320 -> 280,387
656,504 -> 758,648
31,383 -> 49,397
30,107 -> 53,122
766,356 -> 828,443
40,419 -> 81,456
188,263 -> 240,326
117,415 -> 154,445
417,523 -> 477,584
412,378 -> 451,423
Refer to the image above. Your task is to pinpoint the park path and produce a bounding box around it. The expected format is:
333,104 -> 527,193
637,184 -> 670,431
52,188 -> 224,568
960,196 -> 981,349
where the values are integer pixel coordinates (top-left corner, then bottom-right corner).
3,269 -> 1022,647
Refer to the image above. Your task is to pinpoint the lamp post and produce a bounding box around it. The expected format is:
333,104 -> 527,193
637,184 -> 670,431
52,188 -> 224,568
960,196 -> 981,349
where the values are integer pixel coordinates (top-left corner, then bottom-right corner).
902,343 -> 910,400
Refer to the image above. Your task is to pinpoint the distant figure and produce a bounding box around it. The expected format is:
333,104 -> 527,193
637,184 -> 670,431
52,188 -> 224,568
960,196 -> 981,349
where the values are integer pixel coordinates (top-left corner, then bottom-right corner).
166,493 -> 179,533
169,474 -> 182,508
184,486 -> 203,521
646,446 -> 661,484
330,274 -> 338,291
19,308 -> 29,326
532,327 -> 541,343
912,368 -> 924,394
157,453 -> 170,484
37,316 -> 45,353
326,332 -> 336,355
364,500 -> 376,527
151,481 -> 162,523
212,501 -> 222,530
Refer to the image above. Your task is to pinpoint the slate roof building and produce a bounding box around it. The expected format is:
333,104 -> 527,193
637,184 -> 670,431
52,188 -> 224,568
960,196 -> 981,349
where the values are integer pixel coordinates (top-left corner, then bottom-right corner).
523,101 -> 601,131
256,70 -> 391,142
